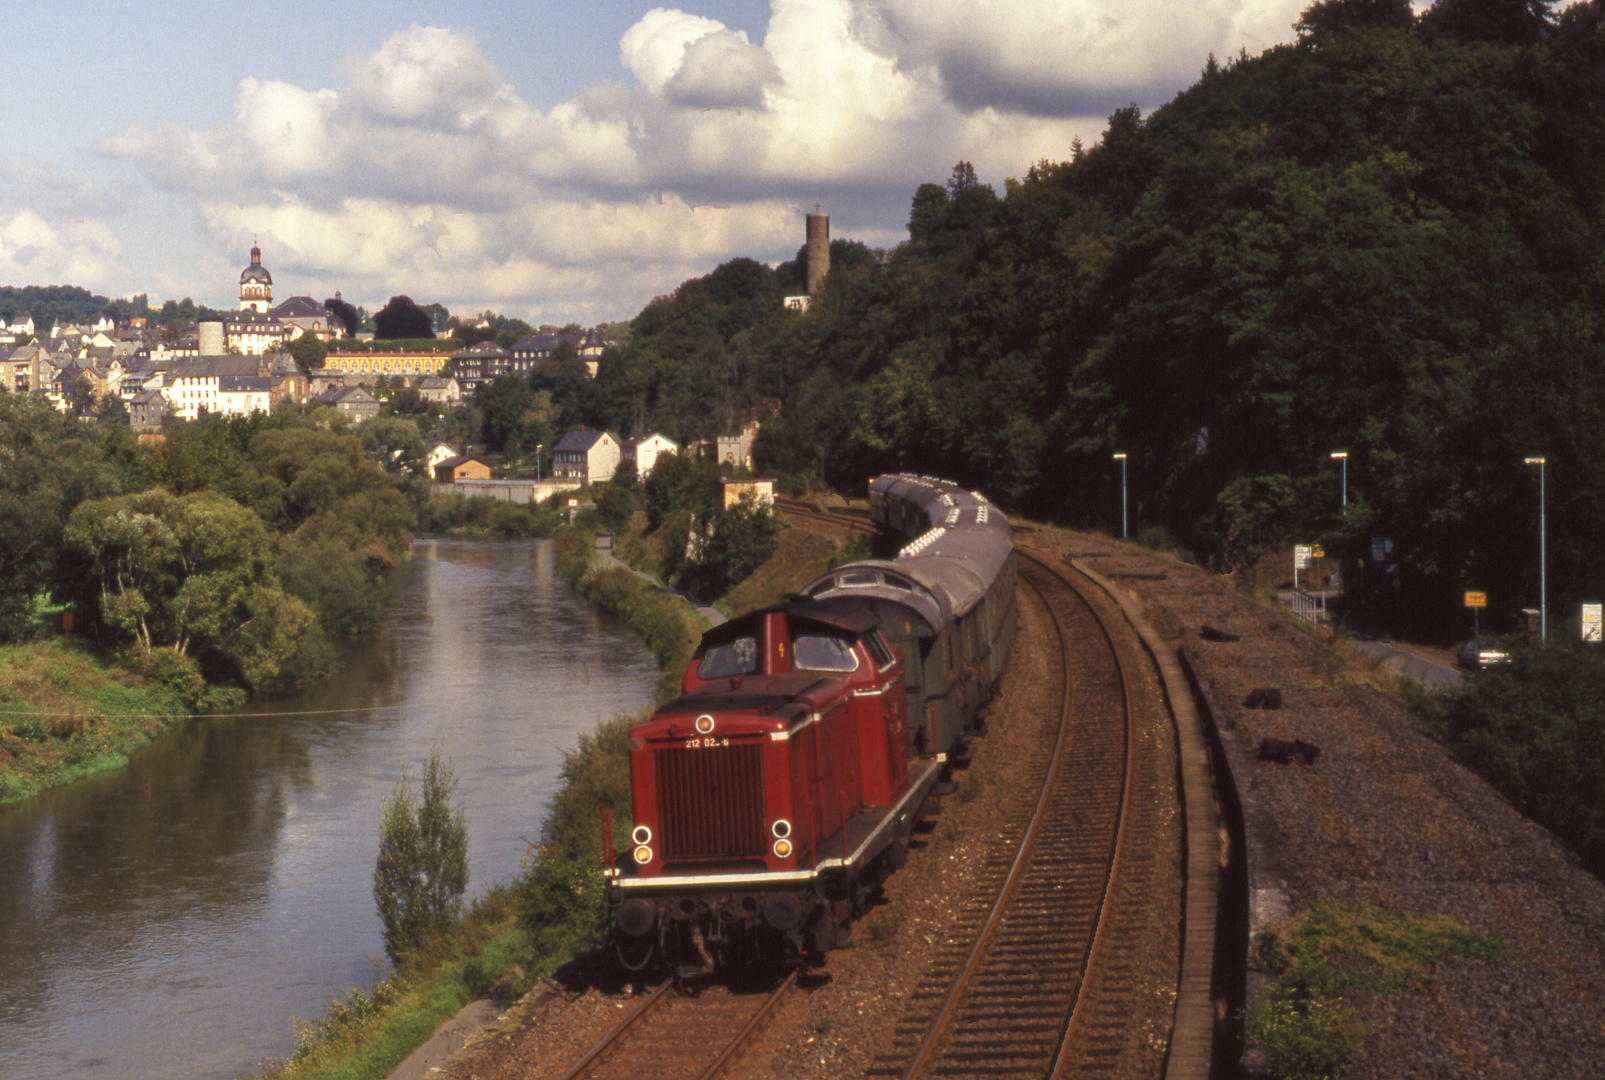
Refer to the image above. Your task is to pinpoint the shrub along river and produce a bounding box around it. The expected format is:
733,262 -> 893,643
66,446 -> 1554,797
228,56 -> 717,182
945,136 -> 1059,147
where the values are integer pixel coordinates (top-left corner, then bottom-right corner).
0,538 -> 660,1080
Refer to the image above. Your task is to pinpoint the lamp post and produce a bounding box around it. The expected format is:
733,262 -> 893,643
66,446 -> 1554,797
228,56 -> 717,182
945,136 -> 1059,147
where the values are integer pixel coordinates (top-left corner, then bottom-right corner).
1113,452 -> 1128,539
1525,456 -> 1546,642
1330,451 -> 1348,513
535,444 -> 543,482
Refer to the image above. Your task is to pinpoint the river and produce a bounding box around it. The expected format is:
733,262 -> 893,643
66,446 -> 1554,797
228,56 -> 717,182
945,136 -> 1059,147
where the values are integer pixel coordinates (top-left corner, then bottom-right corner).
0,538 -> 661,1080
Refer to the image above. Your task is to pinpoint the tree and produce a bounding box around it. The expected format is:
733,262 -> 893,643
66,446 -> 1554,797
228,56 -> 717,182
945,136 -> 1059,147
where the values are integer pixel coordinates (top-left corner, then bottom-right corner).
59,488 -> 315,686
1296,0 -> 1415,39
374,296 -> 435,340
62,373 -> 95,417
474,375 -> 535,453
286,332 -> 328,373
324,295 -> 360,337
373,747 -> 469,962
1420,0 -> 1552,43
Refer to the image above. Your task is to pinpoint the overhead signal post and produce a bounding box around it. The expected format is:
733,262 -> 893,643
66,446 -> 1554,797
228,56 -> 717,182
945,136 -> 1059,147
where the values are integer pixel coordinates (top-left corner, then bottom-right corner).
1525,456 -> 1546,642
1117,449 -> 1129,539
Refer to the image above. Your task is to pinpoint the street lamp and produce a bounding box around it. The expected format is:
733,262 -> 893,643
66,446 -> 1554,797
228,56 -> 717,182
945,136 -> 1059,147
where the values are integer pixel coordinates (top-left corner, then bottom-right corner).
535,444 -> 543,482
1525,456 -> 1546,642
1330,451 -> 1348,513
1112,452 -> 1128,539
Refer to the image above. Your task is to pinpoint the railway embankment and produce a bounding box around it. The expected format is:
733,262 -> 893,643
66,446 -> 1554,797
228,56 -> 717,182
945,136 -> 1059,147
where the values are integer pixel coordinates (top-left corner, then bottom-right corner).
1041,529 -> 1605,1080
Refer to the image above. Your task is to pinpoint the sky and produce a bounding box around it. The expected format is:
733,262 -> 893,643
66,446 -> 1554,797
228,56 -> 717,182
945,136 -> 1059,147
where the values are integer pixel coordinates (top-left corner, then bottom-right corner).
1,0 -> 1323,326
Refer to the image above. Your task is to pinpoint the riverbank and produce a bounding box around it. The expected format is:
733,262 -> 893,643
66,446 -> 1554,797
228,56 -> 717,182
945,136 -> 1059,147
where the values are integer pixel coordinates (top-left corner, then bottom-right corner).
0,640 -> 191,804
259,513 -> 864,1080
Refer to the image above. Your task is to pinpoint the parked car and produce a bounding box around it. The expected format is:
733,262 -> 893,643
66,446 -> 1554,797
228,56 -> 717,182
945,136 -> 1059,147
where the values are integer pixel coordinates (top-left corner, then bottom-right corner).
1457,640 -> 1510,669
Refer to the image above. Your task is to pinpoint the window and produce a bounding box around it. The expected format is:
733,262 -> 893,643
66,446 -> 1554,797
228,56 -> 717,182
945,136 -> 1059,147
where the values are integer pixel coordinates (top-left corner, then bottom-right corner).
793,634 -> 859,672
698,635 -> 757,679
865,631 -> 895,670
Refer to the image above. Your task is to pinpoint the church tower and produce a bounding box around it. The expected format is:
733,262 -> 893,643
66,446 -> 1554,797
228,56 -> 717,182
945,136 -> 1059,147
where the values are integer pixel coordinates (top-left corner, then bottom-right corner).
239,244 -> 273,312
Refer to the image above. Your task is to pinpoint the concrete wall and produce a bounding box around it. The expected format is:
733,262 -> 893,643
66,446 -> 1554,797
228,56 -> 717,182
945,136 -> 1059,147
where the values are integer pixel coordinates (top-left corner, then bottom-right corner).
431,478 -> 582,504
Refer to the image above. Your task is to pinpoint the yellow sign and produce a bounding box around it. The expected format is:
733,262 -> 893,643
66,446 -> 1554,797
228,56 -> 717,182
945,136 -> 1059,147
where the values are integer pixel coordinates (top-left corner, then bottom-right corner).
1465,591 -> 1487,609
1312,545 -> 1325,558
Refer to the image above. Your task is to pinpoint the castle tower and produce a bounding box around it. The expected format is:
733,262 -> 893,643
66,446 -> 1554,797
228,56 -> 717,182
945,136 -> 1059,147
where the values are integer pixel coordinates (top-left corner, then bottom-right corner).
239,244 -> 273,313
805,212 -> 830,296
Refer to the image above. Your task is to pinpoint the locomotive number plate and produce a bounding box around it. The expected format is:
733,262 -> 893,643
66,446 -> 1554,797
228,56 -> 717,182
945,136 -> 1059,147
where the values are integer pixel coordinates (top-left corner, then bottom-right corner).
683,737 -> 732,749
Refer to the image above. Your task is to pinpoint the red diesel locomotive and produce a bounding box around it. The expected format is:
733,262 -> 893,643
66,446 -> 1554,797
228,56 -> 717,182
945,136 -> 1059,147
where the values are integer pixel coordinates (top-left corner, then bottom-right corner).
607,475 -> 1016,970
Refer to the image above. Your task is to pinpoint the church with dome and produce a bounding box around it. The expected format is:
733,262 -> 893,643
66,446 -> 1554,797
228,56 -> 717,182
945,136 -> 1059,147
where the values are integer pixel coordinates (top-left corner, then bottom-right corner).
239,244 -> 273,312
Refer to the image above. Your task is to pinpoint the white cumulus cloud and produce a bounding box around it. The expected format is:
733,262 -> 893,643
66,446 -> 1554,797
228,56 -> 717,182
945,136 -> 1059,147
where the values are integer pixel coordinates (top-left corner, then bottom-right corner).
101,3 -> 1305,320
0,161 -> 134,295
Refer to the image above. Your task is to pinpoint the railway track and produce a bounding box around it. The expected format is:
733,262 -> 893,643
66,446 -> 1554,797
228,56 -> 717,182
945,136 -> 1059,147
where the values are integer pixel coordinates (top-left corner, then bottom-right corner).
781,499 -> 1182,1079
557,971 -> 798,1080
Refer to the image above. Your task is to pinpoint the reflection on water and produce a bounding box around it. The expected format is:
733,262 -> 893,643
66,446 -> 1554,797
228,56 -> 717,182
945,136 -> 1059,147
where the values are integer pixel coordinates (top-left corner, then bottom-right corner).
0,539 -> 660,1080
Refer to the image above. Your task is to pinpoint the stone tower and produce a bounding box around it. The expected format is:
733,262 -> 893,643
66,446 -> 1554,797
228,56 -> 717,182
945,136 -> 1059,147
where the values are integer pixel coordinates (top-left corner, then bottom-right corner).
805,212 -> 830,296
239,244 -> 273,313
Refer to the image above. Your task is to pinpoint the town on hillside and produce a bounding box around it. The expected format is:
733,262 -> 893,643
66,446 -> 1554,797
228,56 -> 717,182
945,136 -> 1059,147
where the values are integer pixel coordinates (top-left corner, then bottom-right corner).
0,243 -> 775,494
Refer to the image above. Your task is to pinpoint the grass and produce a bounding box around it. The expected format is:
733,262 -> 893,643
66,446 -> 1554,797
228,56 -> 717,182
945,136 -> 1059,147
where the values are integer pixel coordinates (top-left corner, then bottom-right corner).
256,888 -> 533,1080
1247,900 -> 1507,1080
0,641 -> 191,804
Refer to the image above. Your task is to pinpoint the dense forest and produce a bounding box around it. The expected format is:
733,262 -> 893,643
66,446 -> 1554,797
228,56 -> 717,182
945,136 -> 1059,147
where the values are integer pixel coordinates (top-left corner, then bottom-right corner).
536,0 -> 1605,635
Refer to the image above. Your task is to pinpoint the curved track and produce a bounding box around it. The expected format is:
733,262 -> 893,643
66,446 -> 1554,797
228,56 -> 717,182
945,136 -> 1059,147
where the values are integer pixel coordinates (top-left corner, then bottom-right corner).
781,499 -> 1183,1079
556,972 -> 797,1080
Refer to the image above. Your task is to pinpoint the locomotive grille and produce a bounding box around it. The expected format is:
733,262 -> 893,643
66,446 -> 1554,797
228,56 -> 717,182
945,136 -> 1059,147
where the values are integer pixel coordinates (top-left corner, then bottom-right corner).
654,743 -> 766,860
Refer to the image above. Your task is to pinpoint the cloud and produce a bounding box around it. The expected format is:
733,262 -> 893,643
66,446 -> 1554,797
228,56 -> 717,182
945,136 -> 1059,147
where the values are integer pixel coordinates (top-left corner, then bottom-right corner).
0,161 -> 134,293
101,3 -> 1303,320
665,30 -> 782,110
854,0 -> 1307,116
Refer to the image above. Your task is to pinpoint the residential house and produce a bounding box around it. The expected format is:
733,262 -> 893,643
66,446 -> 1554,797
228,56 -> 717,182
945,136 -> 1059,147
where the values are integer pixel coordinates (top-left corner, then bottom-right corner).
127,389 -> 170,430
426,442 -> 463,472
219,375 -> 273,416
447,341 -> 512,391
434,455 -> 492,482
2,344 -> 46,393
222,309 -> 293,355
632,433 -> 679,477
312,384 -> 380,423
164,354 -> 304,420
551,429 -> 622,482
416,376 -> 461,404
509,328 -> 607,377
6,314 -> 34,336
270,296 -> 340,341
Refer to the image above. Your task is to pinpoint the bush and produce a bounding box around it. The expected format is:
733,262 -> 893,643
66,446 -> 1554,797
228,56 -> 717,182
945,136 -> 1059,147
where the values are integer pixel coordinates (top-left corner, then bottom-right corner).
674,495 -> 780,602
1442,645 -> 1605,875
374,748 -> 470,962
1247,991 -> 1359,1080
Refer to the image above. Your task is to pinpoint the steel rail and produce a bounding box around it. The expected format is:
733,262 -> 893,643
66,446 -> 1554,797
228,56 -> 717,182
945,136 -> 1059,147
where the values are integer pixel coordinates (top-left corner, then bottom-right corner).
891,557 -> 1076,1078
556,979 -> 673,1080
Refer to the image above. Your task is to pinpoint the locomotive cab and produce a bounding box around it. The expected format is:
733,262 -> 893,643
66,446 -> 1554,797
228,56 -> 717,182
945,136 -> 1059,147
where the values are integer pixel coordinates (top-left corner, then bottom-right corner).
610,601 -> 921,968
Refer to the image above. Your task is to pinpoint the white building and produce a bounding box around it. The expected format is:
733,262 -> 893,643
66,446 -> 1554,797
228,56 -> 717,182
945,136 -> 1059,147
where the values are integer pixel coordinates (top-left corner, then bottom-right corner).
634,433 -> 679,477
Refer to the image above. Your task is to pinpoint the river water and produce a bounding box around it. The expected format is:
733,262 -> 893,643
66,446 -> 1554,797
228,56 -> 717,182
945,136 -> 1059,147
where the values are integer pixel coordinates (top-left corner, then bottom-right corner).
0,538 -> 661,1080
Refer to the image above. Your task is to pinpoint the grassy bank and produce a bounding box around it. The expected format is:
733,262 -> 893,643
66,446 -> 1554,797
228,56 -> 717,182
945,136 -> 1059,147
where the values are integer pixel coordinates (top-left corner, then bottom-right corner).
0,641 -> 191,804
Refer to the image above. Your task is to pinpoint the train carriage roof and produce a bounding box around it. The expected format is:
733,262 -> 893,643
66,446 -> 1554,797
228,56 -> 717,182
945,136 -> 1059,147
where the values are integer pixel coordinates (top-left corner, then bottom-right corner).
801,474 -> 1013,635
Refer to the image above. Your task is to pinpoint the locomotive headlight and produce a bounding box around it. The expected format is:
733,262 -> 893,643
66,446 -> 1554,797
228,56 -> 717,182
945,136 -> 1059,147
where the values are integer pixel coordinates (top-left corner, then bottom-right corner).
695,714 -> 715,735
771,819 -> 792,839
632,825 -> 652,846
772,838 -> 793,859
633,845 -> 653,865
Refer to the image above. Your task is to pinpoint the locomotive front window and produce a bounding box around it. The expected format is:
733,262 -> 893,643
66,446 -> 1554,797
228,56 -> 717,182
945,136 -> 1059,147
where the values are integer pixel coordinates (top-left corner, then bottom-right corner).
793,634 -> 860,672
698,635 -> 758,678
